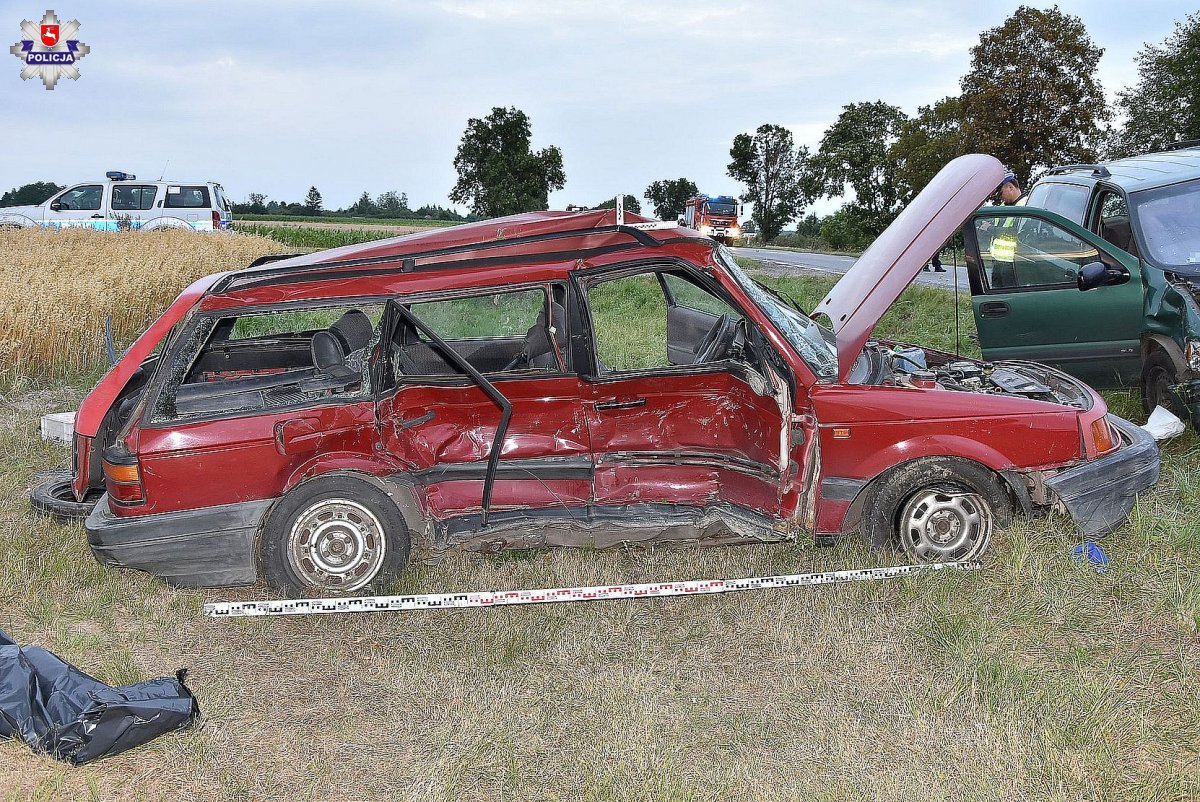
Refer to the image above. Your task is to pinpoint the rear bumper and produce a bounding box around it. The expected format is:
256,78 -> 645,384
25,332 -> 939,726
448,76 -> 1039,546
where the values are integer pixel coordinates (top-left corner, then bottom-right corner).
1043,415 -> 1159,539
85,495 -> 273,587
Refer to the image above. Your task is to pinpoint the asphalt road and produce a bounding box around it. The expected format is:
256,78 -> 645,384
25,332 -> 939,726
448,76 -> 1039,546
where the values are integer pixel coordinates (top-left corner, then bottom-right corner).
731,245 -> 970,291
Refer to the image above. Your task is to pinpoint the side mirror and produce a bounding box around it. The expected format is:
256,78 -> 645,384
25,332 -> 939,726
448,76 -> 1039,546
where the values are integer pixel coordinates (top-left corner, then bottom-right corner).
49,201 -> 62,212
1078,261 -> 1129,292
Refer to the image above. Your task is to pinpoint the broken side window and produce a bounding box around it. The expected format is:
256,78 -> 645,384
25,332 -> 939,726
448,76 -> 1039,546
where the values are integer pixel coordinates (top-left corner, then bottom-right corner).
390,287 -> 561,379
151,303 -> 384,421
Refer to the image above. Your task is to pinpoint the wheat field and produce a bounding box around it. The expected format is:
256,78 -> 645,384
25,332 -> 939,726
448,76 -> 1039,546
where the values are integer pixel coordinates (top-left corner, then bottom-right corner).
0,228 -> 286,384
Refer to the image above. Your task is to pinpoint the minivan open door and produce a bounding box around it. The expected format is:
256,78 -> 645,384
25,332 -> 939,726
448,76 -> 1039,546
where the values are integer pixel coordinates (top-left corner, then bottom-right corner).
963,206 -> 1143,388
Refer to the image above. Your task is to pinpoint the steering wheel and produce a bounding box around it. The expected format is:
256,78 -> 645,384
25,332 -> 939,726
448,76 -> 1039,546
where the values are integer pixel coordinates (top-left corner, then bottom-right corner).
692,314 -> 740,364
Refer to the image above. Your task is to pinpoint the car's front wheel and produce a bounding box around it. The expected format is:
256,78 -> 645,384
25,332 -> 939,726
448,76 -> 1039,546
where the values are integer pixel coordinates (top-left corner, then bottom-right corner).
259,475 -> 410,597
1141,348 -> 1189,421
863,457 -> 1010,563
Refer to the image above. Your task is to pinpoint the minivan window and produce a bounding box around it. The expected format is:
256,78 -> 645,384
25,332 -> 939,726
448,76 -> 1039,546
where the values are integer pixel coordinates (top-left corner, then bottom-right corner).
111,185 -> 158,211
164,186 -> 211,209
1132,178 -> 1200,271
1024,182 -> 1090,224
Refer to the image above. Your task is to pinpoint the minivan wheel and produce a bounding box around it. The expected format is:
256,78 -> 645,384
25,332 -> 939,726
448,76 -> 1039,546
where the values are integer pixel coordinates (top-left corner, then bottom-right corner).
260,476 -> 410,597
1141,349 -> 1188,421
862,457 -> 1010,563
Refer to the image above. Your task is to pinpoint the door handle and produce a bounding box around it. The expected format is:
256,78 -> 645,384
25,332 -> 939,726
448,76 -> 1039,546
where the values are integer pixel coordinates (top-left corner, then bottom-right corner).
595,398 -> 646,411
90,214 -> 104,219
979,301 -> 1010,319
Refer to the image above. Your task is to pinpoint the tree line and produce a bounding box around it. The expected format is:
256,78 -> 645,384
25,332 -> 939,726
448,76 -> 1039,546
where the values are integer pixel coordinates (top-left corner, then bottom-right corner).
445,6 -> 1199,247
715,6 -> 1200,245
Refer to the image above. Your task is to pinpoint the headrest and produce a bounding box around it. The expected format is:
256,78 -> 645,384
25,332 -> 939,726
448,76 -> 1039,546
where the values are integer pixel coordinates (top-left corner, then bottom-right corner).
311,330 -> 345,371
331,309 -> 373,352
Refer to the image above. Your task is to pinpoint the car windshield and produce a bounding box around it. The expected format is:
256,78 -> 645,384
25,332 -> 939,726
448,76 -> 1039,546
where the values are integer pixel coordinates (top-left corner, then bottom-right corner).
713,245 -> 839,380
705,202 -> 737,217
1132,178 -> 1200,271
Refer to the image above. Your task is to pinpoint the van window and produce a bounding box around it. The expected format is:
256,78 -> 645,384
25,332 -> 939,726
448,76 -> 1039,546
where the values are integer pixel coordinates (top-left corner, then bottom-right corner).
1023,182 -> 1090,224
164,186 -> 211,209
111,185 -> 158,211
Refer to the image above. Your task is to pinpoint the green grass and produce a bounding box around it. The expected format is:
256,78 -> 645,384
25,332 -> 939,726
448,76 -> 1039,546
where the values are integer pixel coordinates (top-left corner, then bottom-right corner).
236,213 -> 458,227
235,223 -> 399,250
2,261 -> 1198,800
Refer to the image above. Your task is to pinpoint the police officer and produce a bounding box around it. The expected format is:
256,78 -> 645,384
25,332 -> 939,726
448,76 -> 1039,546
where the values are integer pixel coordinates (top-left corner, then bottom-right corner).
984,173 -> 1023,286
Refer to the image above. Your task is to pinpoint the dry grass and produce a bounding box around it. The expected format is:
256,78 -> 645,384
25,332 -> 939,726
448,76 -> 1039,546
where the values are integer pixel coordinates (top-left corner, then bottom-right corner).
0,236 -> 1196,800
0,228 -> 285,384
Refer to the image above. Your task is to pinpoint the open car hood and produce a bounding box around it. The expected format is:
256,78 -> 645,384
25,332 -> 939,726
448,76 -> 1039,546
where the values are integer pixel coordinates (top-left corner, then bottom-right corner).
813,153 -> 1005,382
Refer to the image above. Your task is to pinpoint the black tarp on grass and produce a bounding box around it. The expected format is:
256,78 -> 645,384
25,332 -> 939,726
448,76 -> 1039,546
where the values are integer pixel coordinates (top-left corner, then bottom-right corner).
0,629 -> 198,764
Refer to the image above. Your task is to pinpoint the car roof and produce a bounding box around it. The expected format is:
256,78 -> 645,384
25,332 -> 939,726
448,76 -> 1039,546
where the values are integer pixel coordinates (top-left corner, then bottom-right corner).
1039,145 -> 1200,192
206,209 -> 705,302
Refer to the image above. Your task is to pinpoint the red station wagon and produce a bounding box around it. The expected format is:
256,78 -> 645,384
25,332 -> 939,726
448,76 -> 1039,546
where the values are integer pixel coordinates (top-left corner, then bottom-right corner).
34,155 -> 1160,596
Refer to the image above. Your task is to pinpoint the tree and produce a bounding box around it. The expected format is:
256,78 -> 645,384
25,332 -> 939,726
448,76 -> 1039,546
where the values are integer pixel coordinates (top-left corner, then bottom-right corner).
644,178 -> 699,221
811,101 -> 908,234
303,186 -> 323,216
1112,12 -> 1200,156
375,190 -> 409,216
819,207 -> 869,250
727,124 -> 812,243
0,181 -> 63,206
348,191 -> 378,216
890,96 -> 969,200
449,106 -> 566,217
592,194 -> 642,213
960,5 -> 1109,186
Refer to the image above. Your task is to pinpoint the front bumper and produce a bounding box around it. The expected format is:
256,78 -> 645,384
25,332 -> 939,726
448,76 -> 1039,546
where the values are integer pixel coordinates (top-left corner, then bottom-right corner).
1043,415 -> 1160,539
85,495 -> 273,587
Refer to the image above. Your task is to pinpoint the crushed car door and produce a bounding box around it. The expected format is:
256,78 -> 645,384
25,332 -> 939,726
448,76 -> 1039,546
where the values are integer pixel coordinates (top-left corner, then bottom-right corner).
965,207 -> 1142,388
374,285 -> 593,525
577,264 -> 789,518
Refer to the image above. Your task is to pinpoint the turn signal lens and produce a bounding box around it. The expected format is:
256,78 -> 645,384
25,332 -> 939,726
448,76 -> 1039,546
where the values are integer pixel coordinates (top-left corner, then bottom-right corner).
1090,418 -> 1115,454
102,459 -> 144,504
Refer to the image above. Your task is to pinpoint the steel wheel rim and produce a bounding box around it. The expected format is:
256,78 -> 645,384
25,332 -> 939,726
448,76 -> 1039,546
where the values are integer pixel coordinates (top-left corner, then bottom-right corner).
898,485 -> 991,562
1148,366 -> 1181,417
287,498 -> 386,592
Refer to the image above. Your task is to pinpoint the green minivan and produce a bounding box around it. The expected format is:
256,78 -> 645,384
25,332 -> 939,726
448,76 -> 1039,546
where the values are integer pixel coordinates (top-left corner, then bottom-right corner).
963,144 -> 1200,424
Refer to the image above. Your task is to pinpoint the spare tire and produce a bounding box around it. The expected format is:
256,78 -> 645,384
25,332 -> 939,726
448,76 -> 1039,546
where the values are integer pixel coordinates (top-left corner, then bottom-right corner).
30,470 -> 101,521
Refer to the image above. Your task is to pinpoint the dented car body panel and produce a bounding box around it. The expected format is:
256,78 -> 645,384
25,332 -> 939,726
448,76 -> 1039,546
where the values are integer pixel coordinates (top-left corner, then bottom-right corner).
49,155 -> 1159,591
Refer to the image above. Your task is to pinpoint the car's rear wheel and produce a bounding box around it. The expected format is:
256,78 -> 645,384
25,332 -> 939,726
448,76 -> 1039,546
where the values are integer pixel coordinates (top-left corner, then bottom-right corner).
1141,348 -> 1188,421
259,476 -> 410,597
862,457 -> 1010,563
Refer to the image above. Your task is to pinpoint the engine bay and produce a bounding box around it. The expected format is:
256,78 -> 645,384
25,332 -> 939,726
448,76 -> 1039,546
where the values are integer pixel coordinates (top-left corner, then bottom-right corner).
849,341 -> 1094,410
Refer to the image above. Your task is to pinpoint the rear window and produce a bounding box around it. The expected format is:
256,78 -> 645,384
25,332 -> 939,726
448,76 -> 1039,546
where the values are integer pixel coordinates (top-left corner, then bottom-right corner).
1024,182 -> 1090,224
164,185 -> 211,209
212,185 -> 229,212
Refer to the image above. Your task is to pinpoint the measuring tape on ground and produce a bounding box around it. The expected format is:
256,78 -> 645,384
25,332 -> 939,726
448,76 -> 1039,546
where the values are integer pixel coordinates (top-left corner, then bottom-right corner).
203,560 -> 981,618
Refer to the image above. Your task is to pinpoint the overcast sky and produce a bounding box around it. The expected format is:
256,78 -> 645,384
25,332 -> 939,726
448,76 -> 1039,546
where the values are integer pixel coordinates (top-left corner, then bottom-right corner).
0,0 -> 1195,216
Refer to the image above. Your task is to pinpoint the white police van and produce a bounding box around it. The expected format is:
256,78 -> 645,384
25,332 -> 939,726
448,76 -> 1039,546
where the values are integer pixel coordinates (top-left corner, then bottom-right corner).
0,172 -> 233,232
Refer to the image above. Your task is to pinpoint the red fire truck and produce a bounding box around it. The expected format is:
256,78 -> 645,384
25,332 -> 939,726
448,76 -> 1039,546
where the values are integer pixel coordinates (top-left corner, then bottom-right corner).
682,195 -> 741,244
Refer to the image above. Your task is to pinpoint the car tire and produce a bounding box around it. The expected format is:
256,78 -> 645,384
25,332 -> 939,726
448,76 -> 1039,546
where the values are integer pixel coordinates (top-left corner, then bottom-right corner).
29,469 -> 101,521
861,457 -> 1011,563
259,475 -> 410,597
1141,348 -> 1188,421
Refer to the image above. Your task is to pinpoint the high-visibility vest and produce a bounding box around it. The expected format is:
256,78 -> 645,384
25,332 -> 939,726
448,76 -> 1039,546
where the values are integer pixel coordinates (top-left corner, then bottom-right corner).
991,215 -> 1018,262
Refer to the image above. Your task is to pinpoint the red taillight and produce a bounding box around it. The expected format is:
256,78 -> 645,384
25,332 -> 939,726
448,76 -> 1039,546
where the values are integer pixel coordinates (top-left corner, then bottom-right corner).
102,449 -> 144,505
212,210 -> 221,230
